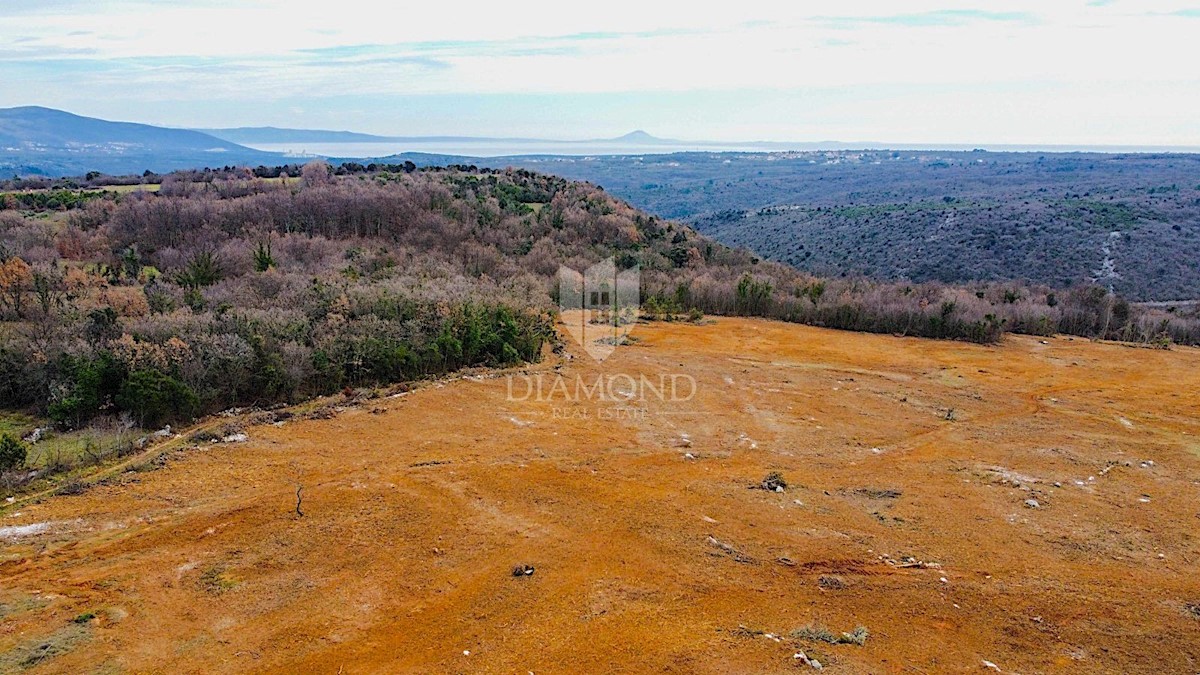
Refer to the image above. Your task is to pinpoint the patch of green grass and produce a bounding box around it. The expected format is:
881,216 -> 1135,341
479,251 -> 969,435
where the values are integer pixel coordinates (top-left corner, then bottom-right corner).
791,624 -> 869,646
0,412 -> 36,439
198,566 -> 238,595
17,423 -> 134,471
98,183 -> 161,194
0,622 -> 90,671
0,592 -> 50,620
1055,199 -> 1150,230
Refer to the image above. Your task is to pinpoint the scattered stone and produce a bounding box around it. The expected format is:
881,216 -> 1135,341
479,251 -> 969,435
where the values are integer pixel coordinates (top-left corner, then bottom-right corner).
1053,482 -> 1062,488
760,471 -> 787,492
683,452 -> 696,460
222,433 -> 250,443
707,535 -> 752,563
793,651 -> 823,669
189,429 -> 222,443
247,411 -> 279,425
982,660 -> 1003,672
152,425 -> 172,438
818,575 -> 845,590
511,564 -> 535,577
854,487 -> 902,500
1025,499 -> 1041,509
22,427 -> 44,444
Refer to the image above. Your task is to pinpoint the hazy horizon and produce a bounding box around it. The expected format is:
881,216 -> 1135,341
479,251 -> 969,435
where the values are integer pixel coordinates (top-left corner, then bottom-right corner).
2,1 -> 1199,147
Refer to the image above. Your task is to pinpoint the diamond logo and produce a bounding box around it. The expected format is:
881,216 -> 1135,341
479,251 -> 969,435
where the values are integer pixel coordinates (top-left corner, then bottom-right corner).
557,258 -> 640,362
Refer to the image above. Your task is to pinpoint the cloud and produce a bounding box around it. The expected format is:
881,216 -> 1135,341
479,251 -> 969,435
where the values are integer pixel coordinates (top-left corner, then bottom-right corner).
0,1 -> 1198,145
817,9 -> 1038,29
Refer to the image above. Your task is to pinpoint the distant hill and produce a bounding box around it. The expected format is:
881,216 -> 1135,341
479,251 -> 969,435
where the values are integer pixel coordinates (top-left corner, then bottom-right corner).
0,106 -> 248,151
605,130 -> 674,144
0,106 -> 285,176
199,125 -> 680,147
198,126 -> 395,145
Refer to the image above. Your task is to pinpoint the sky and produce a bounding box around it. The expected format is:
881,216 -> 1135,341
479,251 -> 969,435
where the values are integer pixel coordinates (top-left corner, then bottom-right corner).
1,0 -> 1198,146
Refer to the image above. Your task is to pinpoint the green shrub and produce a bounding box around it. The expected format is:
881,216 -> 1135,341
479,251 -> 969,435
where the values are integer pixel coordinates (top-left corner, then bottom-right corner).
0,433 -> 27,471
115,369 -> 198,429
175,251 -> 223,289
47,353 -> 126,429
252,241 -> 275,272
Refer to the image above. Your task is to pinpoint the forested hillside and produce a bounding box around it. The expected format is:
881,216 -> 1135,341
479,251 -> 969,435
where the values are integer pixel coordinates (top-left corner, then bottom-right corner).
504,151 -> 1200,301
1,164 -> 1197,438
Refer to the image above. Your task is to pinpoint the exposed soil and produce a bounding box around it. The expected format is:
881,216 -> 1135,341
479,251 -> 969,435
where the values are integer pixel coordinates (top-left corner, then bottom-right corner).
2,318 -> 1200,673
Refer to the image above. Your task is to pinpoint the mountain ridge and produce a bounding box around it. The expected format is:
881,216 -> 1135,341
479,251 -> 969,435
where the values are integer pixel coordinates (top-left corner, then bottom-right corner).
0,106 -> 285,176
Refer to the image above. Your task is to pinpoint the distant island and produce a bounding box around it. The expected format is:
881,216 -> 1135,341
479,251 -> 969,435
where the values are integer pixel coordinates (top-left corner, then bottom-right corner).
198,126 -> 683,147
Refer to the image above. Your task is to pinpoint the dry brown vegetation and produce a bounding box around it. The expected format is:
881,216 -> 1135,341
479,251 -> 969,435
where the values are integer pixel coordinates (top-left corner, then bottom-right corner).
1,164 -> 1196,490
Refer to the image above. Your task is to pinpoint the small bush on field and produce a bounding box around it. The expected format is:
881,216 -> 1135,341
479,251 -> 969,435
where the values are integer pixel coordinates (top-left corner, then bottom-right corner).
0,433 -> 26,471
792,624 -> 869,646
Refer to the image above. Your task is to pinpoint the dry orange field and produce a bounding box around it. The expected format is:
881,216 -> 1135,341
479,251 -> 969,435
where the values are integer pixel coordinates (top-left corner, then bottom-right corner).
2,318 -> 1200,673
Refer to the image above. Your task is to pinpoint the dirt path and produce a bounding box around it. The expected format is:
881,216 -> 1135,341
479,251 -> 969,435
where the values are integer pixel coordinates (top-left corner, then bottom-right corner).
2,318 -> 1199,673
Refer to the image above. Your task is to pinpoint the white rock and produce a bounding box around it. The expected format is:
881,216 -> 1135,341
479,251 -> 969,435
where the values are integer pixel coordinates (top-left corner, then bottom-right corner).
0,522 -> 51,539
1024,499 -> 1040,509
222,433 -> 249,443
